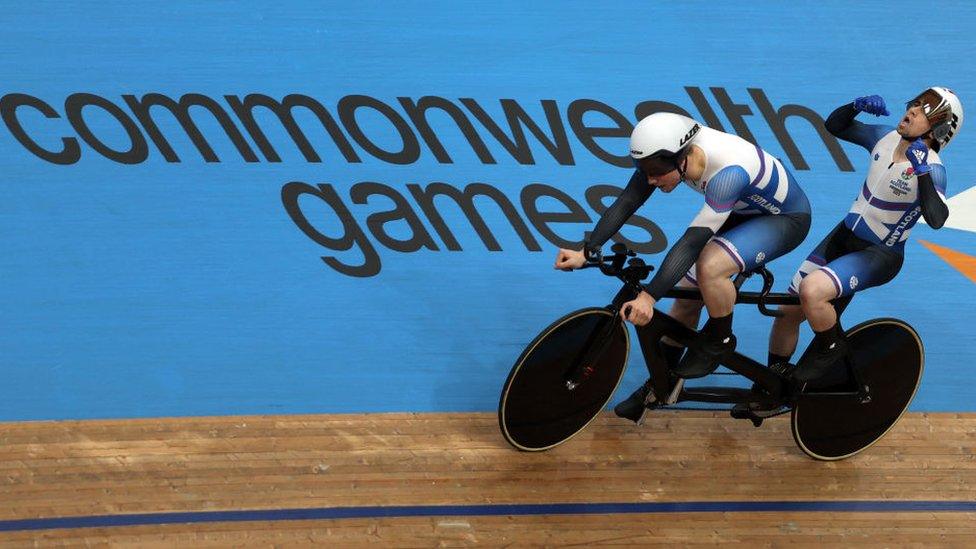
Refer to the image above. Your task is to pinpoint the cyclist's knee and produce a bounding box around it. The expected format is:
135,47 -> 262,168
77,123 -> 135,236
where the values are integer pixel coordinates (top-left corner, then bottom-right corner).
697,243 -> 738,281
798,271 -> 837,304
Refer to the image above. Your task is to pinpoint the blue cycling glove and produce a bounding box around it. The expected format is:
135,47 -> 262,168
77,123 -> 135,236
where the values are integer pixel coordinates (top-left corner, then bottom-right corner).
906,139 -> 931,175
853,95 -> 890,117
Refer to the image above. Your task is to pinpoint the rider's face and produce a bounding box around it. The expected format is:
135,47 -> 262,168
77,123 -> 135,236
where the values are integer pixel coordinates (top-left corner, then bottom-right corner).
645,169 -> 683,192
897,103 -> 933,138
635,155 -> 684,192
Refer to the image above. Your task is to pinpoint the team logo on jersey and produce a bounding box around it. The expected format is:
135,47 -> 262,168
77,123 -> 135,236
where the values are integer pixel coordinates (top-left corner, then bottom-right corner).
756,251 -> 766,263
747,194 -> 781,214
885,206 -> 922,246
889,178 -> 911,197
630,150 -> 643,156
900,167 -> 915,181
874,153 -> 880,161
849,276 -> 858,290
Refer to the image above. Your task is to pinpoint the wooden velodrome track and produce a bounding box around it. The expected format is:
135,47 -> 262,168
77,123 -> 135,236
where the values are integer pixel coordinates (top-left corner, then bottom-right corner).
1,411 -> 974,546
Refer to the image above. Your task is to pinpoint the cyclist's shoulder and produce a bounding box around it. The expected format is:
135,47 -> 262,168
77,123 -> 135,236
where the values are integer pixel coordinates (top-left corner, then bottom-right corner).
703,165 -> 751,201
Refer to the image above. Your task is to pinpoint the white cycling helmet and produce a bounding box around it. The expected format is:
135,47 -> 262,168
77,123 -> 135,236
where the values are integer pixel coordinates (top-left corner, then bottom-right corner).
629,112 -> 701,176
907,87 -> 963,151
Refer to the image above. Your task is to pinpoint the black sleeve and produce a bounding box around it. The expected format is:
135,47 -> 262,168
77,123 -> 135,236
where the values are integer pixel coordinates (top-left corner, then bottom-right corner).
824,102 -> 859,136
917,172 -> 949,229
643,226 -> 714,300
584,169 -> 654,253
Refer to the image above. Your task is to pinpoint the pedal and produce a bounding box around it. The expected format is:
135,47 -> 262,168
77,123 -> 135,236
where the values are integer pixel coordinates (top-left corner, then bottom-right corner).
636,388 -> 663,426
730,406 -> 764,428
730,406 -> 750,420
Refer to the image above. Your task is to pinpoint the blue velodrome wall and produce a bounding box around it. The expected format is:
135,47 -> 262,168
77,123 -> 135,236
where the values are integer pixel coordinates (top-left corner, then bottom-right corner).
2,2 -> 974,420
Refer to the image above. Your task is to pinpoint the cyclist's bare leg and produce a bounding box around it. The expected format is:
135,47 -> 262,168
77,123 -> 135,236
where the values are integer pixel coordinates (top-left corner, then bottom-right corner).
792,270 -> 851,381
667,242 -> 740,378
798,271 -> 838,331
695,242 -> 740,317
663,277 -> 704,347
769,304 -> 806,357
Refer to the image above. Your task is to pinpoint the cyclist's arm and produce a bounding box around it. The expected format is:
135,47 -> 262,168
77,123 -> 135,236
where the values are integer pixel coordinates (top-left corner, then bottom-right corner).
918,163 -> 949,229
824,103 -> 892,151
643,166 -> 746,299
584,169 -> 654,254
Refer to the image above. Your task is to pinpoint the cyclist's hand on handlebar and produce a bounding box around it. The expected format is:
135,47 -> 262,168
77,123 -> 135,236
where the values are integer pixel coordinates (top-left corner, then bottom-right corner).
554,248 -> 587,271
622,292 -> 656,326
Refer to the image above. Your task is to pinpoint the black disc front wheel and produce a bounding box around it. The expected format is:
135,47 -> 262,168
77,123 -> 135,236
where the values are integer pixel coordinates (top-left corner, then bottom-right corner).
499,307 -> 630,451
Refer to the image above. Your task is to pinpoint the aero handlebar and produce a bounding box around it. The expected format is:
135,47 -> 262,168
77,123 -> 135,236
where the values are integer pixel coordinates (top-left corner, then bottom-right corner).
579,243 -> 796,317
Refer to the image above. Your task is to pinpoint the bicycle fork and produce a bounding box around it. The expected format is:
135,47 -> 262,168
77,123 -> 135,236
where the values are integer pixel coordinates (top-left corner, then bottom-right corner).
562,285 -> 642,390
562,310 -> 621,391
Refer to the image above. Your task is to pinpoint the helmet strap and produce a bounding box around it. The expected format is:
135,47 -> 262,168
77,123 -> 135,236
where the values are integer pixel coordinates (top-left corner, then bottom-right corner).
676,153 -> 689,182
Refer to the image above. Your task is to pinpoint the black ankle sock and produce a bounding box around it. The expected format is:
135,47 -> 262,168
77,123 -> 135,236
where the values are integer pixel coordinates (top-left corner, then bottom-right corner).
813,323 -> 842,350
767,352 -> 791,367
704,313 -> 733,338
660,342 -> 684,368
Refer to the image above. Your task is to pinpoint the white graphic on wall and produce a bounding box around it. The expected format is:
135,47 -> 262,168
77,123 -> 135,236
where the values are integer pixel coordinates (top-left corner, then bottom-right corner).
922,185 -> 976,233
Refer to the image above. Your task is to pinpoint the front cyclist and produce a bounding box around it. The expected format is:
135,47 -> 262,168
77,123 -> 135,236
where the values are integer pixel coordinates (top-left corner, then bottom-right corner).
554,113 -> 811,420
767,87 -> 960,382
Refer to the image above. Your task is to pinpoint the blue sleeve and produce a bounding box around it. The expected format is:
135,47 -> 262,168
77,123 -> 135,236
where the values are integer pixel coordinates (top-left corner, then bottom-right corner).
704,166 -> 750,213
841,123 -> 893,152
930,163 -> 947,195
824,103 -> 893,151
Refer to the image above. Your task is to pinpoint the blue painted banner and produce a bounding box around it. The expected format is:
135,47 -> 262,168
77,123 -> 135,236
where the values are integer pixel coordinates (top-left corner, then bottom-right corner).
1,2 -> 974,419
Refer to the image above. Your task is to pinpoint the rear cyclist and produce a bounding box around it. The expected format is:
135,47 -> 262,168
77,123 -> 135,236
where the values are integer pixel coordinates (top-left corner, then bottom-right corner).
768,87 -> 960,382
553,112 -> 811,419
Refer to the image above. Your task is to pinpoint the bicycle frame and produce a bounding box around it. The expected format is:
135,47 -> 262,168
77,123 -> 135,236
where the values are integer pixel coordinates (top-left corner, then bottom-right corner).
588,251 -> 865,415
634,303 -> 790,410
499,245 -> 910,456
